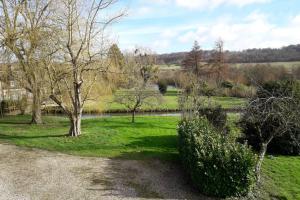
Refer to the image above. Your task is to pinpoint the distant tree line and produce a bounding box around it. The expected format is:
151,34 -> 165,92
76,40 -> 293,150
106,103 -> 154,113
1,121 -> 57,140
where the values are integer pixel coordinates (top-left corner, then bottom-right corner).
157,44 -> 300,65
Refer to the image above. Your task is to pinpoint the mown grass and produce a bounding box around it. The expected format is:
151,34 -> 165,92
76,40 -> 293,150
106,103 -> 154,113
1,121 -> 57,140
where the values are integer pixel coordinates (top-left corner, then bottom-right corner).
0,115 -> 179,160
84,89 -> 246,113
261,156 -> 300,200
0,115 -> 298,199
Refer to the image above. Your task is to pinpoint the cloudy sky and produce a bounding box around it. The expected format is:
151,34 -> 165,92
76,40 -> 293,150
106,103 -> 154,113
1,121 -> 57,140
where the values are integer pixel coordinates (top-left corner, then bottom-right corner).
111,0 -> 300,53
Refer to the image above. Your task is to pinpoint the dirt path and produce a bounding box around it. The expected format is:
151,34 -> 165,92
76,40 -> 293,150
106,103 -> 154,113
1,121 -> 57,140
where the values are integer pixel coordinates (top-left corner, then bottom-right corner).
0,144 -> 211,200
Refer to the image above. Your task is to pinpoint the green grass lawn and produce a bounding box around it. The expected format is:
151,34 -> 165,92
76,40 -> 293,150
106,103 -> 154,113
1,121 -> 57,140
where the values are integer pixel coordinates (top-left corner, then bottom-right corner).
84,89 -> 246,113
0,115 -> 298,199
0,115 -> 179,160
262,156 -> 300,200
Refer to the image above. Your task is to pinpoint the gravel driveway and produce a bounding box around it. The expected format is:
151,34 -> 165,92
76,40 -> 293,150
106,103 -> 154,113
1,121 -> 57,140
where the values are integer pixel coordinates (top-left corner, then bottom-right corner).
0,144 -> 212,200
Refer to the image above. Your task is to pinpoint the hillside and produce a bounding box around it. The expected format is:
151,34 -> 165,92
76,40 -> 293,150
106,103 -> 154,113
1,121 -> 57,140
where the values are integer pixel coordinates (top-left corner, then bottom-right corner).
157,44 -> 300,66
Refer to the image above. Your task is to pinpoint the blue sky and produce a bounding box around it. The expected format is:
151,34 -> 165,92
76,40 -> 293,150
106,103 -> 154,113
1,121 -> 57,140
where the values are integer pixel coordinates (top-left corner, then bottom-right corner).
110,0 -> 300,53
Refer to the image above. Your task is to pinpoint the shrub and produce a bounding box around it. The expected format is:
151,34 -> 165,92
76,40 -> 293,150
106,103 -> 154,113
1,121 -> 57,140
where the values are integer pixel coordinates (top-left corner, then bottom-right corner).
197,106 -> 227,132
221,81 -> 234,89
243,64 -> 289,85
178,118 -> 256,198
230,84 -> 256,98
157,80 -> 168,95
240,80 -> 300,155
219,84 -> 255,98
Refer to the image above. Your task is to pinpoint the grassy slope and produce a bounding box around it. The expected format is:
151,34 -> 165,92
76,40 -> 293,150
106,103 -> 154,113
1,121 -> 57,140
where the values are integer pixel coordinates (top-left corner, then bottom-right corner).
0,115 -> 299,199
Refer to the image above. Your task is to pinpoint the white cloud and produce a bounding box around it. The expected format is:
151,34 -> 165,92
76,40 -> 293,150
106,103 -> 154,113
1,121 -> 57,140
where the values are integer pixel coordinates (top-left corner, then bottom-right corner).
176,11 -> 300,50
175,0 -> 271,10
292,14 -> 300,25
153,39 -> 171,51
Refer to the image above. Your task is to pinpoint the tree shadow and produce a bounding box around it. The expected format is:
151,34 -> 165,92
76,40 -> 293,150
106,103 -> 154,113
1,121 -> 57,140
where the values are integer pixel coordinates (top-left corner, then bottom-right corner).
116,150 -> 179,161
85,157 -> 210,200
116,135 -> 179,160
83,118 -> 175,130
126,135 -> 178,149
0,121 -> 31,125
0,134 -> 67,140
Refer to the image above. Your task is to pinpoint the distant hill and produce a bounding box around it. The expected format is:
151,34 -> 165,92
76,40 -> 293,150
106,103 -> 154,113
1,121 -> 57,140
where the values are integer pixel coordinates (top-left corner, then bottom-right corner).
157,44 -> 300,66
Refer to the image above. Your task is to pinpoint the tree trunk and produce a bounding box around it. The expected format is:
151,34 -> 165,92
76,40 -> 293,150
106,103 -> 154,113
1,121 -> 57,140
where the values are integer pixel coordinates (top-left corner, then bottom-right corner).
255,143 -> 268,183
69,113 -> 82,137
131,110 -> 135,123
31,88 -> 42,124
69,79 -> 83,137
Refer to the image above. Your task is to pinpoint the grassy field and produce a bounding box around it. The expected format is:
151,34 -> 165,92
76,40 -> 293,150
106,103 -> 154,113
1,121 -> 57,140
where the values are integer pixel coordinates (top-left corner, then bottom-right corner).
0,115 -> 179,160
157,64 -> 181,70
157,62 -> 300,69
0,115 -> 299,199
83,89 -> 247,113
231,61 -> 300,69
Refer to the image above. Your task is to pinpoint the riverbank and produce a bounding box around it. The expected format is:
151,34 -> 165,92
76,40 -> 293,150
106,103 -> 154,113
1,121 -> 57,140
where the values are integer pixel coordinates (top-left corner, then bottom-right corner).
43,95 -> 246,115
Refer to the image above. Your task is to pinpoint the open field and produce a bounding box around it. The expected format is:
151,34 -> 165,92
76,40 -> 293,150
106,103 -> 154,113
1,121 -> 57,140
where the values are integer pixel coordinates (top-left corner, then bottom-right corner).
157,64 -> 181,70
230,61 -> 300,68
0,115 -> 299,199
157,61 -> 300,70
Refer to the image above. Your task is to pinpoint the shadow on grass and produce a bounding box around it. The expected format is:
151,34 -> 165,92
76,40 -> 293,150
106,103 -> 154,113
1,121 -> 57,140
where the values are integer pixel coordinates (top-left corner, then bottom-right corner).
115,135 -> 179,161
165,91 -> 179,96
116,150 -> 179,161
0,134 -> 67,140
83,119 -> 175,131
0,120 -> 31,125
126,135 -> 178,149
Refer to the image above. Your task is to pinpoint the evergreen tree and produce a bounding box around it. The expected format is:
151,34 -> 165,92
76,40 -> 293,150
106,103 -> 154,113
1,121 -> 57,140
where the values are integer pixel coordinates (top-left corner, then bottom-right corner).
182,41 -> 203,75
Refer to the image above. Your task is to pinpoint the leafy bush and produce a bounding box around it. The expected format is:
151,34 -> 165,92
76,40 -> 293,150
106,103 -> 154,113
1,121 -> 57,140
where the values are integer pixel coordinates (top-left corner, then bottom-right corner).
221,81 -> 234,89
178,118 -> 256,198
197,106 -> 227,132
157,80 -> 168,95
240,80 -> 300,155
219,84 -> 255,98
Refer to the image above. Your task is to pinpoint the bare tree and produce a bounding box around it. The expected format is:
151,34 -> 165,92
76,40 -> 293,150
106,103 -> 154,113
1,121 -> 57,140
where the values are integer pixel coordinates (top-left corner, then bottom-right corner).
0,0 -> 56,124
114,48 -> 161,123
241,81 -> 300,182
114,89 -> 162,123
46,0 -> 124,137
209,39 -> 228,86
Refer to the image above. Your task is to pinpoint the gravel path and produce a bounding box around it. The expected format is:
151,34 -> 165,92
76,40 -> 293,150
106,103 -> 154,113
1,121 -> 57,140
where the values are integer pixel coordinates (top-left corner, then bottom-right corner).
0,144 -> 212,200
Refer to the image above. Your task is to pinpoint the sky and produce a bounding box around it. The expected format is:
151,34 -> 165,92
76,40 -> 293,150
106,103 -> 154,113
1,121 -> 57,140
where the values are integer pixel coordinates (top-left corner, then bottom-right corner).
110,0 -> 300,54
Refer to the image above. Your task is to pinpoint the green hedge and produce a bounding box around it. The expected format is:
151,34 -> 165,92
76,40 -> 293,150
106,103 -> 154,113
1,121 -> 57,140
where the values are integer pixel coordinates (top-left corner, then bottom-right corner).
178,118 -> 256,198
197,106 -> 227,132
